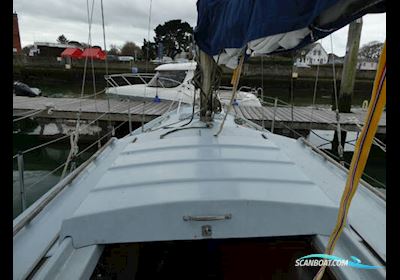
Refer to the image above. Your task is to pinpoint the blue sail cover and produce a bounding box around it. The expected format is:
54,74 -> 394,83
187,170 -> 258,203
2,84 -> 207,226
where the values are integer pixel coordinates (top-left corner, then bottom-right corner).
194,0 -> 385,68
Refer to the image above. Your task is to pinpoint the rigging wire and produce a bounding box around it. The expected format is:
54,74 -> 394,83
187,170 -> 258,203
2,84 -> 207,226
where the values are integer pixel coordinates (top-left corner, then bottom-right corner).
350,117 -> 386,152
100,0 -> 108,75
142,0 -> 153,132
321,149 -> 386,188
99,0 -> 112,135
260,55 -> 265,129
12,89 -> 106,126
290,53 -> 295,135
12,100 -> 129,159
259,95 -> 384,149
61,0 -> 96,176
25,120 -> 129,190
235,96 -> 387,190
310,130 -> 333,143
87,0 -> 102,149
310,40 -> 321,130
330,34 -> 344,163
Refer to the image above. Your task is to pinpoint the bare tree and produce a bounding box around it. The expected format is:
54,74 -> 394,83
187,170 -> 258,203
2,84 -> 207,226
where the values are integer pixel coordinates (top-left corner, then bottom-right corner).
108,44 -> 120,55
358,41 -> 384,61
120,42 -> 142,57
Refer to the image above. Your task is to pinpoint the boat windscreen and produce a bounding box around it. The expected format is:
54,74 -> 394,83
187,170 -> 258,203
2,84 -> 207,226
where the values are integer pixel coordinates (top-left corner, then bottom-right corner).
147,71 -> 187,88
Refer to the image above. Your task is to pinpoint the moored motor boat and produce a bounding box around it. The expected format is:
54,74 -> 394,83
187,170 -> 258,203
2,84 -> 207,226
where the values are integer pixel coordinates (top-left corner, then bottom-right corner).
105,62 -> 262,107
14,81 -> 42,97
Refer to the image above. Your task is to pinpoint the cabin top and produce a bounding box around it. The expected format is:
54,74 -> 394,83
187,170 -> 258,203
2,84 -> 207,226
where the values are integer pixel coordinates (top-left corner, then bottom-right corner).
155,62 -> 197,71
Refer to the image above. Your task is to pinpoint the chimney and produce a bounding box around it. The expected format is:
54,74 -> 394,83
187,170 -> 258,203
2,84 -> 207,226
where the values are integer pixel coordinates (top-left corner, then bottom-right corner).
13,13 -> 22,53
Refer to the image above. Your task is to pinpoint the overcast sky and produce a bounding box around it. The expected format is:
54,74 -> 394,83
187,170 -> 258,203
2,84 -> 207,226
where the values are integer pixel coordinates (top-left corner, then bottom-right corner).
14,0 -> 386,56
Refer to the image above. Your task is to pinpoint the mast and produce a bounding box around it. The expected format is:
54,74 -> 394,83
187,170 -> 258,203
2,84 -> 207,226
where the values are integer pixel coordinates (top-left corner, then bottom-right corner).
196,50 -> 219,122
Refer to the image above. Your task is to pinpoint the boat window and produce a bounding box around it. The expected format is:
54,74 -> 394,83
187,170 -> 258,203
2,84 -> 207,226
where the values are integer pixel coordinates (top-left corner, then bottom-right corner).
147,70 -> 187,88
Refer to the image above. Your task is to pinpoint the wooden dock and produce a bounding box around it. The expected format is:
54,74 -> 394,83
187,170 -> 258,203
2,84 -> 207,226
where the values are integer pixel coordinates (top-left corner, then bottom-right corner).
13,96 -> 386,134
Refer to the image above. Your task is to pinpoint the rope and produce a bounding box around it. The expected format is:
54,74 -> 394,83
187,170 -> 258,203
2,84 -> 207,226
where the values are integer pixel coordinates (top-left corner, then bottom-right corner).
60,0 -> 91,177
60,127 -> 79,179
214,52 -> 245,136
59,0 -> 96,177
13,109 -> 46,123
13,108 -> 43,117
314,41 -> 386,280
62,0 -> 96,169
329,34 -> 344,162
146,109 -> 200,132
178,87 -> 197,128
310,130 -> 332,143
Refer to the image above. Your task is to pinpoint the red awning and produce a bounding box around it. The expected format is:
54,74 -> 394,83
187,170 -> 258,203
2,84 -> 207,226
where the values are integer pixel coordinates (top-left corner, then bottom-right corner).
80,48 -> 106,60
61,48 -> 83,59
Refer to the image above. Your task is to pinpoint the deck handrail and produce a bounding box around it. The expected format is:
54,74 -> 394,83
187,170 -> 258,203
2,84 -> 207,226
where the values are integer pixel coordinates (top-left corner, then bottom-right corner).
104,73 -> 184,89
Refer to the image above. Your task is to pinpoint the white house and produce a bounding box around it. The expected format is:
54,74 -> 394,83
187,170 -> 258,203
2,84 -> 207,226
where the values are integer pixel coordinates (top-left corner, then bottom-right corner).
357,58 -> 378,70
117,56 -> 134,62
327,53 -> 345,64
296,43 -> 328,65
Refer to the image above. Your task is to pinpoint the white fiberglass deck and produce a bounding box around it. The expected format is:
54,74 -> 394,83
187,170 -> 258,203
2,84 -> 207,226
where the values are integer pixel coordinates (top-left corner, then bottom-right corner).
13,105 -> 385,280
60,130 -> 338,247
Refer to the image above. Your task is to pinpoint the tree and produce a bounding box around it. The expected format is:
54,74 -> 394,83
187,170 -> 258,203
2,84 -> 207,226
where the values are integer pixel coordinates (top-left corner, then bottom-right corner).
67,41 -> 83,47
57,34 -> 69,44
107,44 -> 120,55
153,19 -> 193,58
22,44 -> 33,55
79,42 -> 90,48
358,41 -> 384,61
141,39 -> 157,60
120,41 -> 142,57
